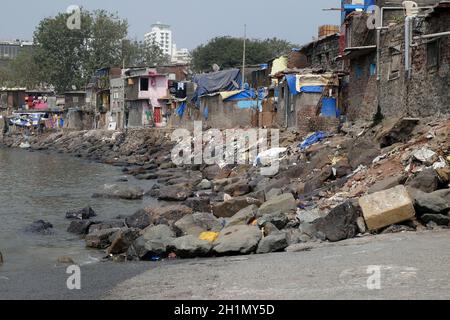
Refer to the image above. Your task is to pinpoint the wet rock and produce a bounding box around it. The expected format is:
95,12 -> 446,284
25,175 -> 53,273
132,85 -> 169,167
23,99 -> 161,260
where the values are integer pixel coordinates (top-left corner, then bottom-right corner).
406,169 -> 440,193
408,188 -> 450,215
146,205 -> 193,225
213,225 -> 262,255
257,213 -> 289,230
25,220 -> 54,235
125,209 -> 152,230
265,188 -> 283,201
67,220 -> 94,235
212,196 -> 262,218
107,228 -> 141,255
256,232 -> 289,254
89,220 -> 125,234
66,207 -> 96,220
185,197 -> 211,213
167,236 -> 212,258
258,193 -> 296,217
92,184 -> 143,200
85,228 -> 120,249
158,184 -> 192,201
227,205 -> 259,227
304,166 -> 333,193
312,201 -> 359,242
223,180 -> 251,197
127,237 -> 168,260
369,175 -> 407,194
196,179 -> 212,190
347,139 -> 380,170
420,214 -> 450,226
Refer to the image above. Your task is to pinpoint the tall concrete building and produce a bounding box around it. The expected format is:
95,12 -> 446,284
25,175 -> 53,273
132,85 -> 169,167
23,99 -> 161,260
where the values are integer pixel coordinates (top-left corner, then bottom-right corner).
144,22 -> 174,57
0,40 -> 33,67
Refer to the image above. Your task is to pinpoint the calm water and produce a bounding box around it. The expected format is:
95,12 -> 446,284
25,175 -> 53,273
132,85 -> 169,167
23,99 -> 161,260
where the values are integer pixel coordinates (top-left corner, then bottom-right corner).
0,148 -> 156,272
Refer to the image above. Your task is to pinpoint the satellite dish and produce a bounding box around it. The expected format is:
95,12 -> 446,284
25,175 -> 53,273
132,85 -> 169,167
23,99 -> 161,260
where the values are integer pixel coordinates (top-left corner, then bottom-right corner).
212,64 -> 220,72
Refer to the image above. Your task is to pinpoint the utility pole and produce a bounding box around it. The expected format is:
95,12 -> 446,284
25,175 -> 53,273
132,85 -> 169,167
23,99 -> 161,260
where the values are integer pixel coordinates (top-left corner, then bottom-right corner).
242,24 -> 247,90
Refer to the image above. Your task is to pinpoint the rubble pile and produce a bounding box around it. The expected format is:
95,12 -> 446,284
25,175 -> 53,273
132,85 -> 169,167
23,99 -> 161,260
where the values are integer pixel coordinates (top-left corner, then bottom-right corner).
3,117 -> 450,261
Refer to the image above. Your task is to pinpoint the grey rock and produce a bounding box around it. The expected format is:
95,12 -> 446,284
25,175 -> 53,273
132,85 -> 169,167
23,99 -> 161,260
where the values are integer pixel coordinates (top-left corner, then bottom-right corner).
265,188 -> 283,201
25,220 -> 54,235
312,201 -> 359,242
92,184 -> 143,200
197,179 -> 212,190
212,196 -> 262,218
89,220 -> 125,234
85,228 -> 120,249
158,184 -> 192,201
406,169 -> 439,193
421,214 -> 450,226
227,205 -> 259,227
107,228 -> 141,255
67,220 -> 94,235
258,213 -> 289,230
223,180 -> 251,197
408,188 -> 450,214
146,205 -> 193,225
256,232 -> 289,254
258,193 -> 296,217
167,236 -> 212,258
185,197 -> 211,213
141,224 -> 176,241
213,225 -> 262,255
369,175 -> 407,194
125,209 -> 152,230
66,207 -> 96,220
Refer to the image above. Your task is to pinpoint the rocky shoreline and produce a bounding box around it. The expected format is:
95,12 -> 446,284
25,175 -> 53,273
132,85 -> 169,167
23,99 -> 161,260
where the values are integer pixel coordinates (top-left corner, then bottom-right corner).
2,117 -> 450,263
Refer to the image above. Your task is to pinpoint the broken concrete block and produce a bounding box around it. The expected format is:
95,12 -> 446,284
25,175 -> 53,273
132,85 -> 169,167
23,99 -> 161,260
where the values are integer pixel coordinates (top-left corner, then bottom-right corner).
359,185 -> 416,231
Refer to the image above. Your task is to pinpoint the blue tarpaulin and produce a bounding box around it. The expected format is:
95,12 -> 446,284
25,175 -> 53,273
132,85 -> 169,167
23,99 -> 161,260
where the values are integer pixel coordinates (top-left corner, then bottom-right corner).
203,106 -> 209,120
286,75 -> 298,95
223,89 -> 256,102
192,69 -> 242,106
176,102 -> 187,117
300,86 -> 324,93
299,132 -> 329,151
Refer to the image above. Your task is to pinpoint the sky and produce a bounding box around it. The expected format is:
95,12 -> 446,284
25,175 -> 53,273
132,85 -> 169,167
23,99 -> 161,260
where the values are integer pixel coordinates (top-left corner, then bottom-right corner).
0,0 -> 340,50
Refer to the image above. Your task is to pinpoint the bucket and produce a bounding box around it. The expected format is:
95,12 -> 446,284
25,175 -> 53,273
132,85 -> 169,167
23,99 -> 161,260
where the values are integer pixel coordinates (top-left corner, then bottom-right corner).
321,98 -> 337,118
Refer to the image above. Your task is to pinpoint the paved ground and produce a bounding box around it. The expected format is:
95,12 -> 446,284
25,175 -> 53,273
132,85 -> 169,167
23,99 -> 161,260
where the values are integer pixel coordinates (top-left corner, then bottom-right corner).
106,229 -> 450,300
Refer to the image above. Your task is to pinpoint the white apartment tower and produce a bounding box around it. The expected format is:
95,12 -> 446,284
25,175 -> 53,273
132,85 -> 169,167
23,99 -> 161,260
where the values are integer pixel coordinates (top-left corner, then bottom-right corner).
144,22 -> 173,57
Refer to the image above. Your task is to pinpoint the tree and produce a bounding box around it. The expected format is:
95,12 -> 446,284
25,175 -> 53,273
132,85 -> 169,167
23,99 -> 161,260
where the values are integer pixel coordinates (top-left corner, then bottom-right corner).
122,40 -> 170,67
33,9 -> 129,92
7,49 -> 40,88
191,36 -> 296,73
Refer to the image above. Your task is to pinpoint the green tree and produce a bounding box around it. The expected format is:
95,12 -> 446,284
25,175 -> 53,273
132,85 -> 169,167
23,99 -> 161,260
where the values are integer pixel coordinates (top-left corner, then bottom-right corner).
8,49 -> 40,88
191,36 -> 296,73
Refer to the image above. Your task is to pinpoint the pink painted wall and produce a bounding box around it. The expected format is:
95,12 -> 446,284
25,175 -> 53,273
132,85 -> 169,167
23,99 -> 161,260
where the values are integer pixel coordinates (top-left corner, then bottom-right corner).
138,74 -> 168,108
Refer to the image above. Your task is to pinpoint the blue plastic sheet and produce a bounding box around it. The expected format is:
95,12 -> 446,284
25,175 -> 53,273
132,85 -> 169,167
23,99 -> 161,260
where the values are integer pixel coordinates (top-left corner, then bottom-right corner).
176,102 -> 187,117
223,89 -> 256,102
299,131 -> 329,151
301,86 -> 324,93
286,75 -> 298,95
203,106 -> 209,120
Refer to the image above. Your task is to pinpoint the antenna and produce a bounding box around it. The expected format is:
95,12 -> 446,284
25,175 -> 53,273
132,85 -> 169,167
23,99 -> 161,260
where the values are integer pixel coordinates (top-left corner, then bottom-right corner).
242,24 -> 246,90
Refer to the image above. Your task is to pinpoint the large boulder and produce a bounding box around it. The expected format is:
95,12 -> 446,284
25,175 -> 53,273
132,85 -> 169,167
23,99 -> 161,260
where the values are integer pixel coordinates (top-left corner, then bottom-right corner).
125,209 -> 152,230
67,220 -> 94,235
312,201 -> 359,242
89,220 -> 125,234
145,205 -> 193,225
304,166 -> 333,193
157,184 -> 193,201
257,213 -> 289,230
256,232 -> 289,254
66,207 -> 97,220
212,196 -> 262,218
227,205 -> 259,227
223,180 -> 251,197
167,236 -> 212,258
258,193 -> 296,217
213,225 -> 262,255
420,214 -> 450,226
408,188 -> 450,215
185,197 -> 211,213
25,220 -> 54,235
405,169 -> 440,193
141,224 -> 176,241
127,237 -> 169,260
107,228 -> 141,255
85,228 -> 120,249
92,184 -> 143,200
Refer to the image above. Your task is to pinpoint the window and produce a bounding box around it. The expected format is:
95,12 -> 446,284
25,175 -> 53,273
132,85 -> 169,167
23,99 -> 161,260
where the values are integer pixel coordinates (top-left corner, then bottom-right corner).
427,40 -> 439,68
389,53 -> 401,80
140,78 -> 149,91
370,63 -> 377,76
73,96 -> 79,103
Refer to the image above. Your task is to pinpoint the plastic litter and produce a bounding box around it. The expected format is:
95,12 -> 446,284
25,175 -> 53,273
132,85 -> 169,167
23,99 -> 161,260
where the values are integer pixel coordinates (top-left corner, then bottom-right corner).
412,148 -> 436,163
253,148 -> 287,166
299,132 -> 328,151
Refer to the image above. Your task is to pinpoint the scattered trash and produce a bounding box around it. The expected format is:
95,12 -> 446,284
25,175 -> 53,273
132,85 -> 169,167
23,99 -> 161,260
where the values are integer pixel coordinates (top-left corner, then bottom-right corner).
150,256 -> 162,262
372,154 -> 388,164
299,131 -> 329,151
433,157 -> 447,170
19,142 -> 30,149
253,148 -> 287,166
412,148 -> 436,163
199,232 -> 219,243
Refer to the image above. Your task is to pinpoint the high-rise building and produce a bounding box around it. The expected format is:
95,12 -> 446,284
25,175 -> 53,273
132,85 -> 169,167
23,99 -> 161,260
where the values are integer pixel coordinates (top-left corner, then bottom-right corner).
144,22 -> 173,57
0,40 -> 33,67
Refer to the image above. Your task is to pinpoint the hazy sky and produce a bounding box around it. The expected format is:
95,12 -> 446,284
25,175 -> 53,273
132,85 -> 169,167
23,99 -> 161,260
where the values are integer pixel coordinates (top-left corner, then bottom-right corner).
0,0 -> 340,49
